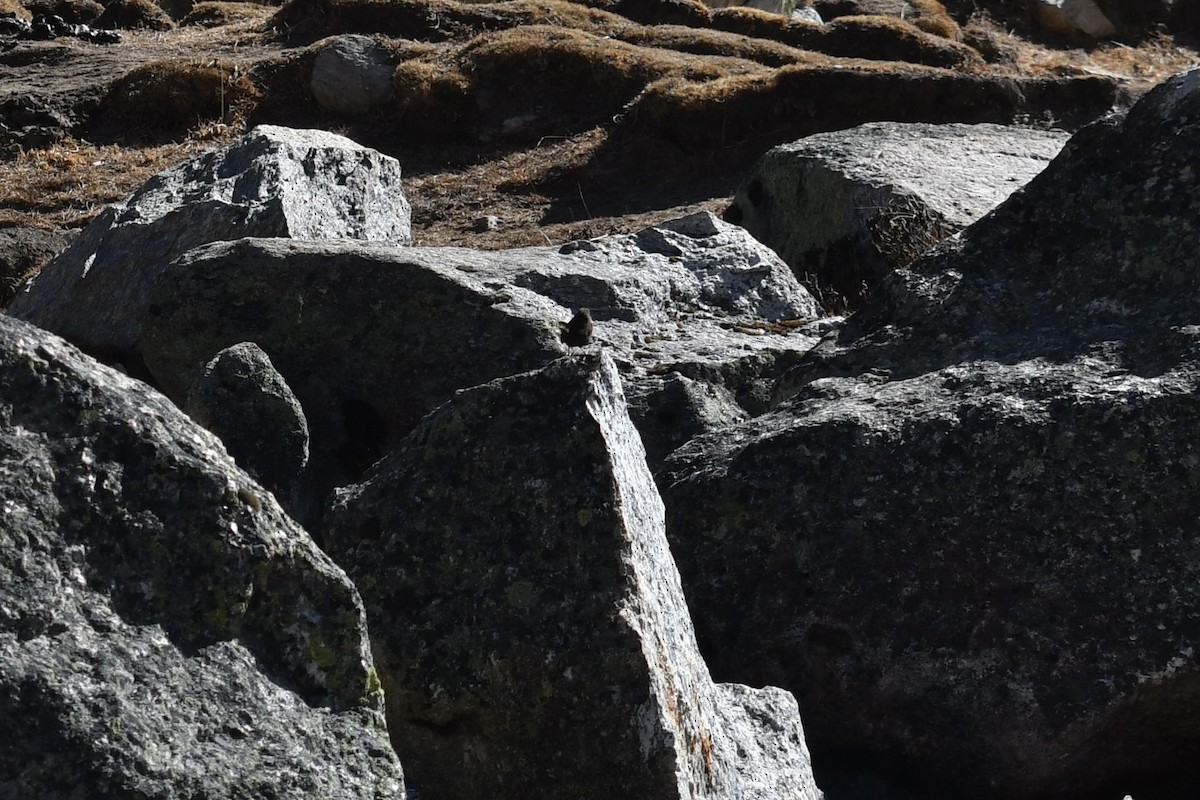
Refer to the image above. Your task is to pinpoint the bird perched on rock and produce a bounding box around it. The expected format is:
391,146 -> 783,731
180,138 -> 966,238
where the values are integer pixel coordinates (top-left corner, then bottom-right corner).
560,308 -> 594,347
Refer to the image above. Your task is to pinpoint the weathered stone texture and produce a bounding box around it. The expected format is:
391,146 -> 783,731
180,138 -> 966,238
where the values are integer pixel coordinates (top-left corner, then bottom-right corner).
8,124 -> 412,359
0,314 -> 403,798
326,352 -> 821,800
663,67 -> 1200,799
728,122 -> 1068,306
185,341 -> 311,516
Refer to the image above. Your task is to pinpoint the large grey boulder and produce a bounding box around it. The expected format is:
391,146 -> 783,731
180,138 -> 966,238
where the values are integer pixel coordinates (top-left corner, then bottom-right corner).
100,211 -> 821,510
662,67 -> 1200,799
0,314 -> 402,798
727,122 -> 1069,308
185,341 -> 311,517
326,351 -> 822,800
311,35 -> 395,115
1030,0 -> 1118,37
7,124 -> 412,360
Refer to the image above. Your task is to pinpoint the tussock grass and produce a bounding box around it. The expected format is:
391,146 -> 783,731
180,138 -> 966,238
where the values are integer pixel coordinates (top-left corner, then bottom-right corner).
271,0 -> 634,42
0,0 -> 33,20
907,0 -> 959,40
183,1 -> 272,26
391,24 -> 771,141
624,60 -> 1023,146
95,0 -> 176,29
710,6 -> 979,67
619,22 -> 816,66
98,58 -> 260,138
0,129 -> 240,229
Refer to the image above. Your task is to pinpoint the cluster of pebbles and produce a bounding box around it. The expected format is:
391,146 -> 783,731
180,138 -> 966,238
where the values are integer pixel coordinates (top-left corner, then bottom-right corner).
0,11 -> 121,43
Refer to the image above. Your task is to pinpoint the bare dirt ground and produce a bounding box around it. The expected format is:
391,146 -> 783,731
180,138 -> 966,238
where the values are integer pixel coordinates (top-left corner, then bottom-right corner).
1,0 -> 1197,264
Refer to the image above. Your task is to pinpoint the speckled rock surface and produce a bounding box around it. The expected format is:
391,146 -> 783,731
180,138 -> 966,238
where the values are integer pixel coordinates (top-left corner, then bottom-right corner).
8,124 -> 412,359
311,35 -> 395,114
325,352 -> 821,800
0,225 -> 66,309
727,122 -> 1069,308
118,211 -> 823,499
185,341 -> 312,523
662,67 -> 1200,800
0,313 -> 403,799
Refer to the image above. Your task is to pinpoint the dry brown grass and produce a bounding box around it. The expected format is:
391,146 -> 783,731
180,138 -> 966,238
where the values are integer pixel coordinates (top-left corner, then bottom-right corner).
710,6 -> 978,67
0,128 -> 241,229
710,6 -> 817,42
388,24 -> 773,143
819,15 -> 980,67
98,58 -> 260,138
619,21 -> 815,66
95,0 -> 176,29
271,0 -> 634,42
0,0 -> 33,20
183,0 -> 270,26
624,60 -> 1029,147
908,0 -> 959,40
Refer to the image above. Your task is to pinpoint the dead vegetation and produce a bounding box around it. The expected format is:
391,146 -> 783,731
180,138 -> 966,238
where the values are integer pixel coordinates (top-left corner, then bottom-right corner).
0,0 -> 31,19
0,131 -> 240,228
95,0 -> 176,29
96,58 -> 260,138
0,0 -> 1197,257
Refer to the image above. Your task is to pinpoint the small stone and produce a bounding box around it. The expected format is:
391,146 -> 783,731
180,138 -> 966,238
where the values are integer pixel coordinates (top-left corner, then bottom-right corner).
472,215 -> 501,233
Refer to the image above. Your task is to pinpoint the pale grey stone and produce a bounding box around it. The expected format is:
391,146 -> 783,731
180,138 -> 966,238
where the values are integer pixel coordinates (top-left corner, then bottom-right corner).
325,351 -> 822,800
0,314 -> 403,799
8,124 -> 412,358
1031,0 -> 1118,37
664,67 -> 1200,800
729,121 -> 1070,305
311,35 -> 395,115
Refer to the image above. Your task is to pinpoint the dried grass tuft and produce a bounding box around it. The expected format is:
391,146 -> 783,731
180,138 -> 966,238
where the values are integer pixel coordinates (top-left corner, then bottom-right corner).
100,59 -> 260,138
94,0 -> 176,29
0,0 -> 33,20
0,130 -> 240,229
908,0 -> 959,40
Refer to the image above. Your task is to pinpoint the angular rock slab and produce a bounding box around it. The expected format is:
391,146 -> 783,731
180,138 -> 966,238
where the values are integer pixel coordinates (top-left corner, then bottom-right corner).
0,315 -> 402,798
1032,0 -> 1118,37
311,34 -> 395,114
8,124 -> 412,358
326,352 -> 822,800
185,341 -> 311,516
129,212 -> 822,506
664,68 -> 1200,799
727,122 -> 1069,307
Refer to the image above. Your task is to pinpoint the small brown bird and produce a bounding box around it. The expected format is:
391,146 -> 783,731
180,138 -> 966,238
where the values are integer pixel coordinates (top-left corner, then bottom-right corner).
560,308 -> 594,347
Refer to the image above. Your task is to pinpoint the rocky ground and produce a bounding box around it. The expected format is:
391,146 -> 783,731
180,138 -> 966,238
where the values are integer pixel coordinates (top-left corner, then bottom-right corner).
1,0 -> 1197,302
5,2 -> 1200,799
